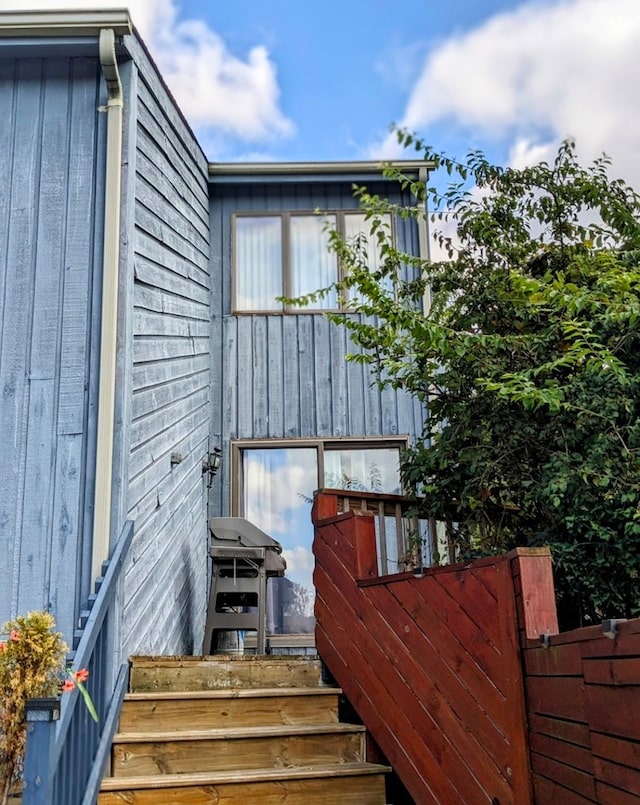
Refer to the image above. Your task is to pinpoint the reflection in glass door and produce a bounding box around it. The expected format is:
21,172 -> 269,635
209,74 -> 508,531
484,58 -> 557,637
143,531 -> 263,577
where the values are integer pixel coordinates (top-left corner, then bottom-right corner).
241,447 -> 318,635
239,442 -> 402,635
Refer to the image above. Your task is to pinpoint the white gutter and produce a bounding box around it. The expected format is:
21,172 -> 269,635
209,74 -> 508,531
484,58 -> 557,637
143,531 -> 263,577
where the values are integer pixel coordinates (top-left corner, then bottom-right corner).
91,28 -> 125,582
0,9 -> 131,38
209,159 -> 436,177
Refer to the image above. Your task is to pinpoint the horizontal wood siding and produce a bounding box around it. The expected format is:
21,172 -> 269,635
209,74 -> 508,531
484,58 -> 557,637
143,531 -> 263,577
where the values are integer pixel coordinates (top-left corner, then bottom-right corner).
209,181 -> 426,518
311,496 -> 534,804
123,41 -> 210,657
0,57 -> 103,640
523,620 -> 640,803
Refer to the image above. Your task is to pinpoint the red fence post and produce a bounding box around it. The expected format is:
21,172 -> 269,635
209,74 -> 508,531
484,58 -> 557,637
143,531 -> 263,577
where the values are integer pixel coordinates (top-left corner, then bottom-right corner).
509,547 -> 559,643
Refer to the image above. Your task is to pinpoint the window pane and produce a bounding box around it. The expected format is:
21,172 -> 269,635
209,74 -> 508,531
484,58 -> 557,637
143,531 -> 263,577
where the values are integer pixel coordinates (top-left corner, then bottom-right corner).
290,215 -> 338,308
323,447 -> 401,494
242,448 -> 318,634
344,213 -> 393,303
236,216 -> 282,310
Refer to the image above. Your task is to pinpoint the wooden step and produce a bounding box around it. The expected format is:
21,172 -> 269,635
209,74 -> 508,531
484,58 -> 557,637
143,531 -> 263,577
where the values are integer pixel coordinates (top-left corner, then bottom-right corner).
112,723 -> 366,776
99,762 -> 390,804
130,655 -> 326,692
118,687 -> 340,731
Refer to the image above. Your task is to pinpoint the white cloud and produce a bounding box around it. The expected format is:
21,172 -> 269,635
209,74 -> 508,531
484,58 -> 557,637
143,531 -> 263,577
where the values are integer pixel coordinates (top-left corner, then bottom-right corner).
374,0 -> 640,183
3,0 -> 293,145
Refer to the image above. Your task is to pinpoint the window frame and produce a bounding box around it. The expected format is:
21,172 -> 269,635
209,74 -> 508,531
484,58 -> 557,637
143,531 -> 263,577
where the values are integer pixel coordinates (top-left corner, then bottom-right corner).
231,210 -> 395,315
230,436 -> 409,517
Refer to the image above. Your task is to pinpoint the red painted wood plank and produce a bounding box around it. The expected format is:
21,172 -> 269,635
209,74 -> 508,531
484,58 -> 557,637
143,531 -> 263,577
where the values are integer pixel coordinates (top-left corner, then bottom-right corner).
593,756 -> 640,798
585,686 -> 640,741
403,573 -> 510,695
583,657 -> 640,685
524,642 -> 584,676
591,732 -> 640,770
529,732 -> 594,776
530,752 -> 597,800
527,713 -> 591,748
431,565 -> 504,655
526,676 -> 587,722
595,780 -> 640,805
532,772 -> 597,804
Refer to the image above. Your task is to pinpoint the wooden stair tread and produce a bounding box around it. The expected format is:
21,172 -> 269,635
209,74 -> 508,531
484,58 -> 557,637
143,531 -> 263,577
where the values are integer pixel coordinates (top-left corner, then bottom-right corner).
124,686 -> 339,701
114,723 -> 365,743
101,762 -> 391,791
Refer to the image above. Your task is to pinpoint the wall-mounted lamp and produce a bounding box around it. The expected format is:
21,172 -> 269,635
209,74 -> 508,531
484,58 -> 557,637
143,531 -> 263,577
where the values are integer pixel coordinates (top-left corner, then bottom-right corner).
202,447 -> 223,489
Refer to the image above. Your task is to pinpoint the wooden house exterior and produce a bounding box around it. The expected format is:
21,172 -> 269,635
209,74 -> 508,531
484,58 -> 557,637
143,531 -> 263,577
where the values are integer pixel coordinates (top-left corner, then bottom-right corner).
0,10 -> 426,661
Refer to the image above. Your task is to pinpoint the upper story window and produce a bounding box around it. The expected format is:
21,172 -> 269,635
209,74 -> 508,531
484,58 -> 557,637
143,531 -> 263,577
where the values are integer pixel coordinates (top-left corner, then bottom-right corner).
233,211 -> 391,312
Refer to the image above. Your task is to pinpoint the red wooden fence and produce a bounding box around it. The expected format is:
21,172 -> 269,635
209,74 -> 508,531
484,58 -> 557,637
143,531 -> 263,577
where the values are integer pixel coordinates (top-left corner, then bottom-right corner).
523,620 -> 640,803
312,490 -> 640,804
312,492 -> 547,804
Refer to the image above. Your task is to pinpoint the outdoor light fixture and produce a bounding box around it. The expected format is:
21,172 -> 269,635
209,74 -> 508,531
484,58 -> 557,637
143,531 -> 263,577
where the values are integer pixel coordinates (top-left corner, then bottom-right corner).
203,447 -> 223,488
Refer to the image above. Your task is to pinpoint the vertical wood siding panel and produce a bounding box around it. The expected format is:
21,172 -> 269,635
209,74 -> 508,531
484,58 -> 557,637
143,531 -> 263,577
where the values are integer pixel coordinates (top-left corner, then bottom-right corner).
346,340 -> 366,435
282,315 -> 300,437
312,313 -> 333,437
329,321 -> 348,437
297,315 -> 316,436
0,60 -> 18,624
17,59 -> 71,618
0,56 -> 102,637
51,59 -> 102,638
266,316 -> 283,436
1,60 -> 43,621
235,316 -> 253,437
251,316 -> 268,437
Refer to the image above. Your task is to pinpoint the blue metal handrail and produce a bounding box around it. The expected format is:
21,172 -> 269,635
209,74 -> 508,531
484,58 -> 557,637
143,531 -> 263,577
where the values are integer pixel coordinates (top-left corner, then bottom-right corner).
22,520 -> 134,805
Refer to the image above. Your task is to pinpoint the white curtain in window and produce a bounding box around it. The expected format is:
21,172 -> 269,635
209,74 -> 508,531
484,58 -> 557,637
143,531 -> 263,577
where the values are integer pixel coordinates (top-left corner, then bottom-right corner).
290,215 -> 338,308
235,216 -> 282,310
344,213 -> 393,304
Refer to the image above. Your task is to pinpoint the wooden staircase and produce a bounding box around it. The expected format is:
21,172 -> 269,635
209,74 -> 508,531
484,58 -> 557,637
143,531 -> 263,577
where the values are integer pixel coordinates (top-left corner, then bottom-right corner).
99,655 -> 390,804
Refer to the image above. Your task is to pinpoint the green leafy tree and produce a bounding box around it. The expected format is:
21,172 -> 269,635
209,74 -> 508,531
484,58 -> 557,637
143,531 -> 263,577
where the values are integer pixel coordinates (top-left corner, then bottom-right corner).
293,137 -> 640,628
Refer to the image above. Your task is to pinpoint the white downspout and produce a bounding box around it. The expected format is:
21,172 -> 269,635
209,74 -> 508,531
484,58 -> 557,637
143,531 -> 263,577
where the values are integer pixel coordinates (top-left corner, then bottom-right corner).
91,28 -> 124,582
418,165 -> 432,315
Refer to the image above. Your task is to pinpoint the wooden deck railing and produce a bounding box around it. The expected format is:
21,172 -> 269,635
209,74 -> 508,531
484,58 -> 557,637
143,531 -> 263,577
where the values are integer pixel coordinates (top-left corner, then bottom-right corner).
313,488 -> 452,575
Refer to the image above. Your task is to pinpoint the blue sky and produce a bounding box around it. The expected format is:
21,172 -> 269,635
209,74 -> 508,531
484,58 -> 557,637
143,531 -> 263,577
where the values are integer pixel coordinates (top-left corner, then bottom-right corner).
7,0 -> 640,185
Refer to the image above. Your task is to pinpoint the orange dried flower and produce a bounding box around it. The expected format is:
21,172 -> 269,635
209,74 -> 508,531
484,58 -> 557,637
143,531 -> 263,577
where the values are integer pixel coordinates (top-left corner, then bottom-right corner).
74,668 -> 89,683
9,630 -> 20,642
61,679 -> 76,692
0,642 -> 5,652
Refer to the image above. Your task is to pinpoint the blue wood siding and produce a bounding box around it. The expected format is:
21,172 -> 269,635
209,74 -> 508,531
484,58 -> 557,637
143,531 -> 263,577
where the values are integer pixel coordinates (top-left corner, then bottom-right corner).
0,57 -> 104,639
122,40 -> 211,657
209,181 -> 426,518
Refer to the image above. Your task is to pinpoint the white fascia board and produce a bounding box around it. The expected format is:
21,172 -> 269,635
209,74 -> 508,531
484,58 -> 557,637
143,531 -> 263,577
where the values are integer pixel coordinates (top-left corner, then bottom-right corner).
209,160 -> 435,177
0,9 -> 132,38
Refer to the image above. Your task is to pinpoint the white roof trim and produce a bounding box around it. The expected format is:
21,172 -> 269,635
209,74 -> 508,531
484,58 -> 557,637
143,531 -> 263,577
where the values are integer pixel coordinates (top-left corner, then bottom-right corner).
0,9 -> 132,38
209,160 -> 435,176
